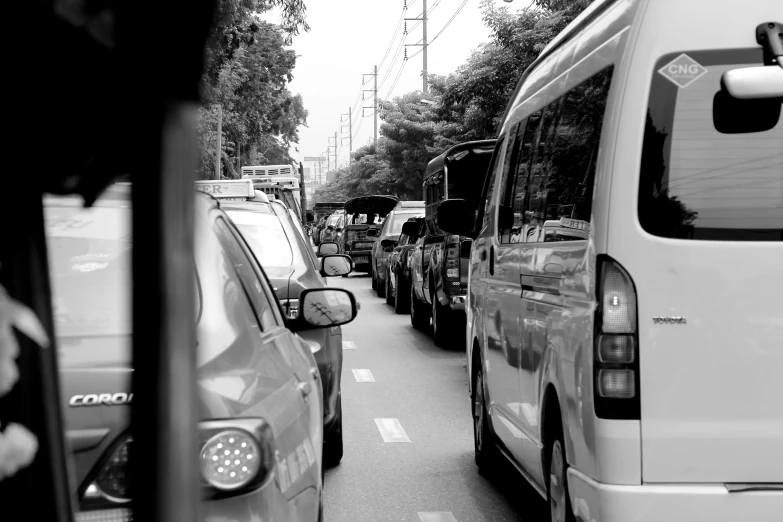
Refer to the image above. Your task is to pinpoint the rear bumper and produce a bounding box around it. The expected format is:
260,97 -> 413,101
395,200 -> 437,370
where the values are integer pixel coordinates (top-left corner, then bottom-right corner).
568,468 -> 783,522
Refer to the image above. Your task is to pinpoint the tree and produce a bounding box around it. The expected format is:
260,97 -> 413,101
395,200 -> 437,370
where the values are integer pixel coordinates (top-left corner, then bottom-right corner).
197,19 -> 307,179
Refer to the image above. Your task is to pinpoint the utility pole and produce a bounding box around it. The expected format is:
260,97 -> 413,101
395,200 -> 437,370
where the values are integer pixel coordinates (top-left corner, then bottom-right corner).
363,65 -> 378,144
341,107 -> 353,169
328,135 -> 337,173
405,0 -> 428,93
236,140 -> 240,178
214,104 -> 222,179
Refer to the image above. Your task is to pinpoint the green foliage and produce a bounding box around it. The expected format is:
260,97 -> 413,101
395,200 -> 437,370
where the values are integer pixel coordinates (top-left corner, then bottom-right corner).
314,0 -> 595,202
198,1 -> 308,179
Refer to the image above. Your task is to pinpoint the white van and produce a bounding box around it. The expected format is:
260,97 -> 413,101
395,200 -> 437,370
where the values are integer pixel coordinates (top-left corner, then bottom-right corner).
437,1 -> 783,521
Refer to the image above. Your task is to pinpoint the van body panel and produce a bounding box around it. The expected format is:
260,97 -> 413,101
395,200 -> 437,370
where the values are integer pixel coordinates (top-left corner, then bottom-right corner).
607,0 -> 783,483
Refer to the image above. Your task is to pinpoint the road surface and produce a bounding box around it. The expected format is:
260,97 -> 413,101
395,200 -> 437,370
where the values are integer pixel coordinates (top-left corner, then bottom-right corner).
323,273 -> 548,522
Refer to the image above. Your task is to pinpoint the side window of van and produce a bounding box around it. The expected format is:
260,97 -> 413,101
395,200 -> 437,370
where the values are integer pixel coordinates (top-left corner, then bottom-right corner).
528,65 -> 614,242
501,112 -> 542,243
477,135 -> 506,231
497,122 -> 524,243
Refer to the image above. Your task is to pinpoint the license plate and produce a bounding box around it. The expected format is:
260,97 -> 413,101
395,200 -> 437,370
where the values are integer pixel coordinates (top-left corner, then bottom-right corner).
353,256 -> 368,264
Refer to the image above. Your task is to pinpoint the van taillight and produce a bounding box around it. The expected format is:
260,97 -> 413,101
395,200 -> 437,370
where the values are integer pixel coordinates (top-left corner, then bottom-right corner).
594,257 -> 640,420
445,235 -> 460,280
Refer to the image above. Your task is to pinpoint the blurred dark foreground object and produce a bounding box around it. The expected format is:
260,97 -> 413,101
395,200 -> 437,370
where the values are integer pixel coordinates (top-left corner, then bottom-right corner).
1,1 -> 216,521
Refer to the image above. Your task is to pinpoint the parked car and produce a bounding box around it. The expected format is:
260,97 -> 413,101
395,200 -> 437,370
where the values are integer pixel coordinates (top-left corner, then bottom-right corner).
409,140 -> 495,346
436,1 -> 783,521
220,194 -> 355,467
338,195 -> 399,273
49,180 -> 358,520
371,200 -> 425,296
385,215 -> 425,313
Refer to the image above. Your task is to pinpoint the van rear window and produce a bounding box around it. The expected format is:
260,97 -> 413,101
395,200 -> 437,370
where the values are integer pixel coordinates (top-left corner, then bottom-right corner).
639,49 -> 783,241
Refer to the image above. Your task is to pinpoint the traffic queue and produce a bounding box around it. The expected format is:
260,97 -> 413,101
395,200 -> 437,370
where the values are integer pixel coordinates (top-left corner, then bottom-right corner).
48,179 -> 358,521
310,0 -> 783,520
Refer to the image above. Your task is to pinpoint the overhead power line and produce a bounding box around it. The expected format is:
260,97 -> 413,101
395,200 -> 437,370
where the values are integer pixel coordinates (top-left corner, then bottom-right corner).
429,0 -> 469,45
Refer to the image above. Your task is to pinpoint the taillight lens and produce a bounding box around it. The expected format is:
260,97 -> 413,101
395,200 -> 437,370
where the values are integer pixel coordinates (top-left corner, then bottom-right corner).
594,257 -> 640,419
200,430 -> 261,490
445,236 -> 460,280
95,437 -> 132,501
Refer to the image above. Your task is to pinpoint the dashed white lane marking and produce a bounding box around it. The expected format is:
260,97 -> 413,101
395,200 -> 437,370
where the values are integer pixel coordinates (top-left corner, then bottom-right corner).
374,418 -> 411,443
342,341 -> 357,350
352,369 -> 375,382
418,513 -> 457,522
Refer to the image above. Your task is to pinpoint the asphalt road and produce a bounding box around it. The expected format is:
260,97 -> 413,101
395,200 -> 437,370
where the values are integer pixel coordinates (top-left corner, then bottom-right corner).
323,272 -> 548,522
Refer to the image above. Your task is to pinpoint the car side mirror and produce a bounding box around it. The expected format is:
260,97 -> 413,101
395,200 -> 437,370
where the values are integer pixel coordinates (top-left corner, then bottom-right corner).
401,221 -> 419,237
437,199 -> 472,236
366,228 -> 379,238
295,288 -> 358,329
380,239 -> 396,252
320,254 -> 353,277
318,241 -> 339,257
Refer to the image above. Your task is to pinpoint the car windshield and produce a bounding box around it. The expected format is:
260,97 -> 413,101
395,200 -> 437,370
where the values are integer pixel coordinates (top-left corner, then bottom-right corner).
225,209 -> 294,267
388,212 -> 423,235
45,201 -> 132,338
639,49 -> 783,241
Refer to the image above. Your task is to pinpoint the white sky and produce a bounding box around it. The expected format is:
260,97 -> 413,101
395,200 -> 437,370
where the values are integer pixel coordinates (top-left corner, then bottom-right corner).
263,1 -> 531,171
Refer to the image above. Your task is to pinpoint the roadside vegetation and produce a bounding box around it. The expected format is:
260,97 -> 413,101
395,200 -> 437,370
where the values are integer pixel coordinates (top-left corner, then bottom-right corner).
313,0 -> 593,202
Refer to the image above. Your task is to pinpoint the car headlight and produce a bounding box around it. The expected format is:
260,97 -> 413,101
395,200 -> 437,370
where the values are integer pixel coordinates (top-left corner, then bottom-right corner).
200,430 -> 262,491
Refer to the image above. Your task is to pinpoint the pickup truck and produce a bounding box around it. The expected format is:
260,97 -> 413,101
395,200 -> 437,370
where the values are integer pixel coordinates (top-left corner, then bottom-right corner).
408,140 -> 495,347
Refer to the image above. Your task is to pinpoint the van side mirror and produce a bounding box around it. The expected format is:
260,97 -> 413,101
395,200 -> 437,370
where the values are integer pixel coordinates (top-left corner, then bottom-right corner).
437,199 -> 472,236
401,221 -> 419,237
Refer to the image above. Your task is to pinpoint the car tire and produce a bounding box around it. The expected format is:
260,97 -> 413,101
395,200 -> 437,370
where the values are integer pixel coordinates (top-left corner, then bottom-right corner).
323,396 -> 343,468
431,291 -> 451,347
410,283 -> 430,330
548,423 -> 576,522
394,273 -> 409,314
385,270 -> 394,305
371,267 -> 377,290
473,366 -> 500,473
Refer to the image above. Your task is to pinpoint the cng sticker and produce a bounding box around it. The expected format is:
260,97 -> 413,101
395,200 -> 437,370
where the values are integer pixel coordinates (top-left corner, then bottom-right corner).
658,54 -> 708,88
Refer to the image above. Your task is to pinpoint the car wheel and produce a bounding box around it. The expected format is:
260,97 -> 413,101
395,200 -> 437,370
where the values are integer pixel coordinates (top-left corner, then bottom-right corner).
410,283 -> 430,330
431,291 -> 451,347
385,270 -> 394,305
323,396 -> 343,468
473,366 -> 500,472
548,430 -> 576,522
394,274 -> 409,314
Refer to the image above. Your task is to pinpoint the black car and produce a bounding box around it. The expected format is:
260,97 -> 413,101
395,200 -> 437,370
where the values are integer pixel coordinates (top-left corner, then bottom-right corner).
384,216 -> 425,313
